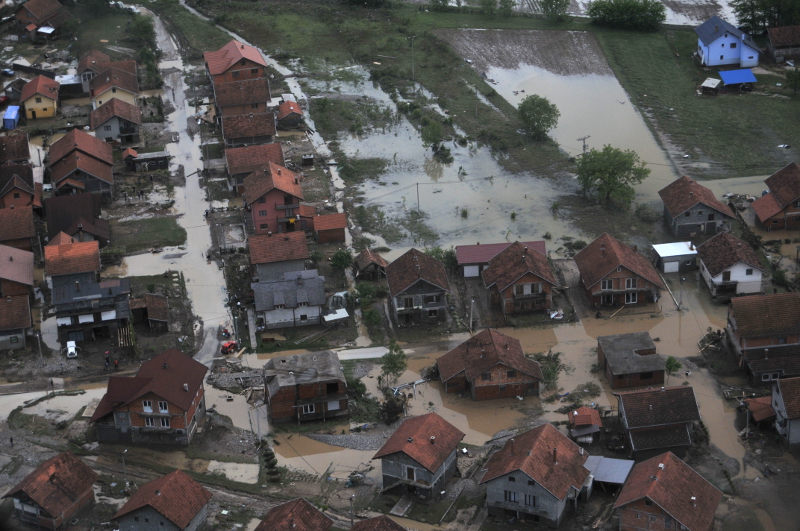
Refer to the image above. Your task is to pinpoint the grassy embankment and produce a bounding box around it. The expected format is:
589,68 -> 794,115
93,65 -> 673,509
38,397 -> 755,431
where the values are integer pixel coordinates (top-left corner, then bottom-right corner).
108,217 -> 187,254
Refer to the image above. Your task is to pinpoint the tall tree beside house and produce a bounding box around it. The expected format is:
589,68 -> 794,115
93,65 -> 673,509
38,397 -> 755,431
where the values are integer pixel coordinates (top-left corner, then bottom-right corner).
331,249 -> 354,270
731,0 -> 800,31
517,95 -> 560,140
380,341 -> 408,388
541,0 -> 570,20
576,145 -> 650,208
665,356 -> 682,384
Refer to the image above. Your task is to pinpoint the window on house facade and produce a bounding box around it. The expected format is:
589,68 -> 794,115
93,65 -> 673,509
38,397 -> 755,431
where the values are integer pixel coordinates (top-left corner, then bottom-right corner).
482,372 -> 491,381
158,401 -> 168,413
697,210 -> 703,215
428,309 -> 438,317
35,97 -> 41,103
524,494 -> 538,507
730,42 -> 737,48
640,372 -> 654,379
9,336 -> 18,343
258,197 -> 266,203
685,212 -> 690,217
528,480 -> 535,486
104,125 -> 111,131
300,314 -> 307,321
504,491 -> 518,503
626,278 -> 638,289
258,210 -> 267,216
424,295 -> 439,304
302,404 -> 315,414
515,284 -> 525,295
665,516 -> 673,529
720,55 -> 724,59
252,103 -> 258,109
616,267 -> 622,272
260,224 -> 268,230
746,269 -> 754,275
42,108 -> 47,112
601,279 -> 613,290
499,385 -> 506,392
645,499 -> 653,506
625,292 -> 638,304
233,71 -> 240,78
508,476 -> 515,482
142,400 -> 153,412
251,68 -> 259,74
778,337 -> 787,344
145,417 -> 155,427
160,417 -> 170,428
507,370 -> 516,378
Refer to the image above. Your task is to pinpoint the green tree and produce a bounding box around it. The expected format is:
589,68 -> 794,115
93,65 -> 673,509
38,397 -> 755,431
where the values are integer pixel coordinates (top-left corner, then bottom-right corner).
498,0 -> 516,16
480,0 -> 497,15
421,120 -> 443,147
331,249 -> 354,270
430,0 -> 449,9
362,307 -> 382,328
380,341 -> 408,388
576,145 -> 650,208
379,391 -> 405,425
517,95 -> 560,140
665,356 -> 682,384
732,0 -> 800,30
541,0 -> 570,20
587,0 -> 666,31
787,67 -> 800,97
424,246 -> 458,272
130,15 -> 157,48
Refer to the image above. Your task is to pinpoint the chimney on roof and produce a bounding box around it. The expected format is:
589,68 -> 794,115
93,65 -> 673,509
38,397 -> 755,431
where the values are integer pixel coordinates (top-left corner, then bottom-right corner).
284,236 -> 289,241
70,237 -> 75,244
504,343 -> 509,350
75,281 -> 80,292
661,387 -> 665,391
633,245 -> 638,253
765,348 -> 769,359
249,113 -> 254,118
8,256 -> 11,262
294,177 -> 299,185
553,446 -> 557,464
715,24 -> 718,32
691,496 -> 697,506
163,362 -> 168,369
430,436 -> 436,444
108,288 -> 112,295
579,447 -> 584,456
651,475 -> 658,481
689,191 -> 693,196
600,244 -> 605,258
508,438 -> 515,455
407,437 -> 414,443
183,383 -> 189,391
156,490 -> 161,496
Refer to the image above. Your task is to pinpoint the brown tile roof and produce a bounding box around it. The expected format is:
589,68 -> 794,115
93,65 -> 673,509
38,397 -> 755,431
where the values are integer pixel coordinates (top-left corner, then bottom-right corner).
697,232 -> 764,277
745,396 -> 776,422
299,204 -> 316,218
122,147 -> 138,159
96,59 -> 138,76
56,178 -> 85,191
89,67 -> 139,98
574,233 -> 665,291
768,25 -> 800,48
3,452 -> 97,516
51,151 -> 113,185
144,293 -> 169,322
615,452 -> 722,531
254,498 -> 332,531
456,240 -> 546,265
658,176 -> 734,220
764,162 -> 800,208
248,231 -> 309,265
386,248 -> 451,297
44,193 -> 102,240
113,470 -> 211,528
479,424 -> 589,501
351,516 -> 407,531
314,213 -> 347,231
0,173 -> 34,198
90,98 -> 142,130
752,192 -> 782,223
482,241 -> 557,292
748,354 -> 800,376
617,387 -> 700,429
44,238 -> 100,277
355,248 -> 388,271
778,377 -> 800,419
225,143 -> 285,175
0,294 -> 31,330
568,406 -> 602,427
242,162 -> 303,204
0,134 -> 31,164
0,244 -> 34,286
91,349 -> 208,422
0,205 -> 34,242
65,216 -> 111,242
221,112 -> 276,140
204,40 -> 267,76
374,413 -> 465,472
49,128 -> 114,166
277,100 -> 303,120
437,328 -> 543,383
20,75 -> 59,103
48,231 -> 74,246
17,0 -> 63,22
214,78 -> 271,108
730,292 -> 800,338
78,50 -> 111,74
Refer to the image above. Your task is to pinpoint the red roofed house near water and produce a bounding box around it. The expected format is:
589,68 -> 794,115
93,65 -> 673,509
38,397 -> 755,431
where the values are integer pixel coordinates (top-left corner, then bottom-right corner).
657,175 -> 734,238
90,348 -> 209,445
254,498 -> 333,531
614,451 -> 722,531
751,162 -> 800,230
248,230 -> 309,282
456,240 -> 546,278
277,100 -> 304,128
351,515 -> 407,531
3,451 -> 98,530
313,212 -> 347,243
204,40 -> 267,85
386,248 -> 451,327
243,162 -> 309,235
373,412 -> 465,499
482,241 -> 558,315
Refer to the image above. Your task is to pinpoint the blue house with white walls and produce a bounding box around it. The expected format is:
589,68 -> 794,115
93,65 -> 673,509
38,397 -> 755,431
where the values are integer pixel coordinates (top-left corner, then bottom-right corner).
695,16 -> 760,68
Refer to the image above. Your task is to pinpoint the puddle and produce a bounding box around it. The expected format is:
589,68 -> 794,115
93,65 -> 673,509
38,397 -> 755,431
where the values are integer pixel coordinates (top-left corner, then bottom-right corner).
98,448 -> 258,484
209,391 -> 254,431
0,388 -> 105,423
207,460 -> 260,484
272,433 -> 377,480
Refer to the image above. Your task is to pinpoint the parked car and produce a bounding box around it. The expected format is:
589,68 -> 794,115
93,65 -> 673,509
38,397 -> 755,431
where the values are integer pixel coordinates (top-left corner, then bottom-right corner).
1,69 -> 14,77
65,341 -> 79,358
221,341 -> 238,355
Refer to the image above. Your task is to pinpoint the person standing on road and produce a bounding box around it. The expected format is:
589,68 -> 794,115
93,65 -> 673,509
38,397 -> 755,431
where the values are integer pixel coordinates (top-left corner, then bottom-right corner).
114,359 -> 119,371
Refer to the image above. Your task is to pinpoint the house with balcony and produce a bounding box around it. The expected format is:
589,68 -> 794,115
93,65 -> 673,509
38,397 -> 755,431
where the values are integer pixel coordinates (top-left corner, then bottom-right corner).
51,277 -> 130,344
658,175 -> 734,238
695,15 -> 759,68
20,75 -> 59,120
249,231 -> 309,282
574,233 -> 665,309
90,98 -> 142,145
204,39 -> 268,86
386,248 -> 451,327
254,499 -> 332,531
697,232 -> 765,298
243,162 -> 311,235
252,270 -> 326,329
479,424 -> 590,527
726,292 -> 800,384
90,348 -> 208,445
263,350 -> 348,424
597,332 -> 665,389
373,412 -> 464,499
752,163 -> 800,230
224,143 -> 285,195
482,241 -> 557,315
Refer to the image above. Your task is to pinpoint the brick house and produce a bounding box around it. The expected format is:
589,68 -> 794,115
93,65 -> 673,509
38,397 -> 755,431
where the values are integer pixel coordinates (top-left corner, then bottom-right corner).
49,129 -> 114,198
252,270 -> 326,329
0,245 -> 34,350
3,452 -> 97,530
726,292 -> 800,384
224,143 -> 285,194
373,412 -> 465,499
0,205 -> 36,251
479,424 -> 590,527
574,233 -> 665,309
89,67 -> 139,109
90,348 -> 208,445
751,162 -> 800,230
44,233 -> 100,289
0,294 -> 32,351
314,213 -> 347,243
213,77 -> 271,117
249,231 -> 309,281
772,377 -> 800,444
277,100 -> 304,129
351,515 -> 407,531
697,232 -> 765,298
658,176 -> 734,238
204,40 -> 267,87
0,163 -> 41,210
254,499 -> 332,531
21,75 -> 60,120
90,98 -> 142,145
437,328 -> 543,400
221,112 -> 276,147
263,350 -> 348,424
243,162 -> 310,235
482,241 -> 557,315
113,470 -> 212,531
15,0 -> 67,30
0,133 -> 31,164
77,51 -> 138,93
616,387 -> 701,460
386,248 -> 451,327
597,332 -> 665,389
614,451 -> 722,531
456,240 -> 545,278
354,248 -> 388,280
44,194 -> 110,248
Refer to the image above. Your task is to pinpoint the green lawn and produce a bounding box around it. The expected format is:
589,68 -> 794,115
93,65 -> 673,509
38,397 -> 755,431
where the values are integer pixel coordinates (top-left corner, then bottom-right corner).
148,0 -> 233,61
108,217 -> 187,254
73,13 -> 138,60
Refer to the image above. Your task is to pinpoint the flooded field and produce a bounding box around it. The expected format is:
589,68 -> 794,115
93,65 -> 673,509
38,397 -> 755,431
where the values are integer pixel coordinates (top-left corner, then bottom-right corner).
272,432 -> 378,481
96,448 -> 259,484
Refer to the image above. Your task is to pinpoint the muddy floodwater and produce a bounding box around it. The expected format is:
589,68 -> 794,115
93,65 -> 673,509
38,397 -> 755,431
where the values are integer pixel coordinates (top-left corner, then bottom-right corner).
272,432 -> 378,481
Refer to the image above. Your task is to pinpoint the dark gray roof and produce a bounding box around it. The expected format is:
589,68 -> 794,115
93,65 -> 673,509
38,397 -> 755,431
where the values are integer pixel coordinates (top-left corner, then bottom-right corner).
282,269 -> 321,281
598,332 -> 665,375
252,270 -> 325,311
52,278 -> 130,305
695,15 -> 754,47
263,350 -> 345,398
583,456 -> 634,485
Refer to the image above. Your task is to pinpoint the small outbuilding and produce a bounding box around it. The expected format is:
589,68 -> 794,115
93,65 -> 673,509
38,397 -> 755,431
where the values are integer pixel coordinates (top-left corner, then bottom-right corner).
129,293 -> 170,332
354,248 -> 388,280
313,213 -> 347,243
719,68 -> 757,91
568,406 -> 603,443
3,106 -> 20,130
276,100 -> 304,128
652,242 -> 698,273
597,332 -> 665,389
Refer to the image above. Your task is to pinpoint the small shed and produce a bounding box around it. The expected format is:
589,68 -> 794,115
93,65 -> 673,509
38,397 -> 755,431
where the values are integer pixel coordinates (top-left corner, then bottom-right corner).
123,149 -> 171,172
568,406 -> 603,443
700,77 -> 721,94
4,79 -> 26,102
652,241 -> 697,273
129,293 -> 169,332
719,69 -> 757,91
354,248 -> 388,280
3,106 -> 20,130
314,213 -> 347,243
744,396 -> 776,427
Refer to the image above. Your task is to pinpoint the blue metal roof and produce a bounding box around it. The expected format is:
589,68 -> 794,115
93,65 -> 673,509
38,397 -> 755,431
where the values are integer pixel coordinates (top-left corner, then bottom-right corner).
720,69 -> 757,85
4,106 -> 19,121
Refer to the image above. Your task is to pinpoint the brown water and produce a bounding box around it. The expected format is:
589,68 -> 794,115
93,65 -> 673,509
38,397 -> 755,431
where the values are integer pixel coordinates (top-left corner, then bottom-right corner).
272,433 -> 378,480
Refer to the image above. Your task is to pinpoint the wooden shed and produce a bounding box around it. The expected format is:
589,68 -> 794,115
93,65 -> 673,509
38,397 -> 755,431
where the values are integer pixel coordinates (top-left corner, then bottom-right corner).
314,213 -> 347,243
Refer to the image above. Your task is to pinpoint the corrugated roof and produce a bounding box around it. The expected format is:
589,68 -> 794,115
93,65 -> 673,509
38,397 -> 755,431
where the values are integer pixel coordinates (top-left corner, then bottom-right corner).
374,413 -> 465,473
652,242 -> 697,259
719,69 -> 757,85
583,456 -> 633,484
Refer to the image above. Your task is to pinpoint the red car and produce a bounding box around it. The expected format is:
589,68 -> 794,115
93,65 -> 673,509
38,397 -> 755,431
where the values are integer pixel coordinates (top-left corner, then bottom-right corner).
221,341 -> 238,355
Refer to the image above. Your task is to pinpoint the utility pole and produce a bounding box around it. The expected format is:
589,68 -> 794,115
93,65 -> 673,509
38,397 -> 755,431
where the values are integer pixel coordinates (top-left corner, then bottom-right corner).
416,182 -> 420,212
350,495 -> 355,526
36,331 -> 43,366
577,135 -> 590,155
469,298 -> 475,334
121,449 -> 129,488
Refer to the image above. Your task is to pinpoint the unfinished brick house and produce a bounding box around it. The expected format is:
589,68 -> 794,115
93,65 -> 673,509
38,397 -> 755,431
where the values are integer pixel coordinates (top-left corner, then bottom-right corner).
597,332 -> 665,389
204,40 -> 267,86
437,328 -> 543,400
614,451 -> 722,531
243,162 -> 311,235
263,350 -> 348,424
481,241 -> 557,315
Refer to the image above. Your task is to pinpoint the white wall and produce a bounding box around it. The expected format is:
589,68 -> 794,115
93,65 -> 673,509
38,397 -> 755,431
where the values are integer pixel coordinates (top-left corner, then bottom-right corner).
699,34 -> 759,67
700,260 -> 762,294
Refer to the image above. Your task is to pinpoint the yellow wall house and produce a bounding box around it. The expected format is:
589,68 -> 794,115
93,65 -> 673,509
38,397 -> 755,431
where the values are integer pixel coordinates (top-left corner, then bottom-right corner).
21,75 -> 60,120
89,67 -> 139,109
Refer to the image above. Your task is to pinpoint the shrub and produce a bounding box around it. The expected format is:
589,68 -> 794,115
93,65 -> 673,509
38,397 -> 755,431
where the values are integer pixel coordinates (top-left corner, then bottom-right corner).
587,0 -> 666,31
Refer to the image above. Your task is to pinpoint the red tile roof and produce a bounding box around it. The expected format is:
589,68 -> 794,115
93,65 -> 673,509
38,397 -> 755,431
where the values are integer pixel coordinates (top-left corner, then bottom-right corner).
764,162 -> 800,208
437,328 -> 543,383
374,413 -> 465,472
314,213 -> 347,231
777,377 -> 800,419
752,192 -> 783,223
3,452 -> 97,516
248,231 -> 309,265
214,78 -> 271,108
95,59 -> 138,76
89,67 -> 139,98
0,205 -> 35,242
0,133 -> 31,164
0,244 -> 34,286
254,498 -> 333,531
17,0 -> 64,23
122,148 -> 138,159
49,128 -> 114,166
56,178 -> 85,191
77,50 -> 111,74
479,424 -> 589,501
50,151 -> 114,185
44,238 -> 100,277
204,40 -> 267,76
144,293 -> 169,322
299,204 -> 316,218
615,452 -> 722,531
616,387 -> 700,429
113,470 -> 211,528
730,292 -> 800,338
90,98 -> 142,130
386,248 -> 451,298
697,232 -> 764,277
225,143 -> 285,175
574,233 -> 665,291
20,75 -> 59,103
768,25 -> 800,47
351,516 -> 407,531
658,176 -> 734,219
568,406 -> 602,427
277,100 -> 303,120
744,396 -> 776,422
456,240 -> 546,265
242,162 -> 303,204
355,248 -> 388,271
482,241 -> 557,292
0,294 -> 31,330
48,231 -> 74,246
221,112 -> 276,140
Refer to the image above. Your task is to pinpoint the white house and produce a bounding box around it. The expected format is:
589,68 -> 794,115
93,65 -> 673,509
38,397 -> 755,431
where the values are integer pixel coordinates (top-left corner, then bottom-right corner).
695,16 -> 759,68
773,377 -> 800,445
697,232 -> 764,298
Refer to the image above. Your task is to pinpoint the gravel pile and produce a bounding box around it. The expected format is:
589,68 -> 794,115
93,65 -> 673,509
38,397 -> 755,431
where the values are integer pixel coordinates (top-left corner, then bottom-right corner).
305,432 -> 386,451
207,369 -> 262,389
